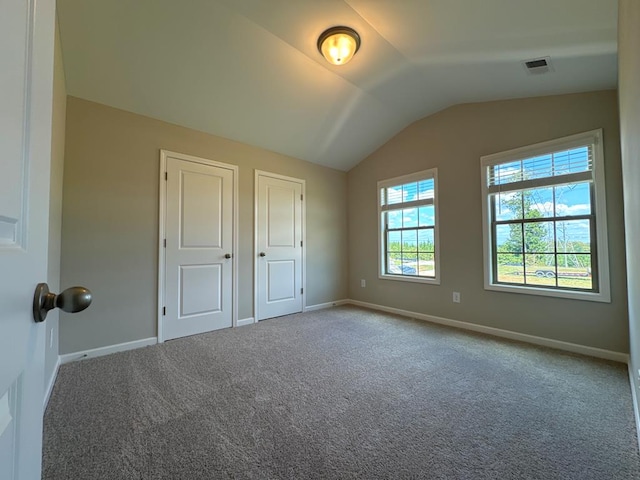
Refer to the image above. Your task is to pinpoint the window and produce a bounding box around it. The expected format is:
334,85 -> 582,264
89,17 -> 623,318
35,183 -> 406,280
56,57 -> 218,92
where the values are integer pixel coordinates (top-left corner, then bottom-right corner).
480,129 -> 610,302
378,169 -> 439,284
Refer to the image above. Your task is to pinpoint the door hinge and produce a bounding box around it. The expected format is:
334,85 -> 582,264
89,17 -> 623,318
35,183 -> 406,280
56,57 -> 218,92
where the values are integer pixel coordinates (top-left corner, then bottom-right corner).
300,288 -> 303,294
300,194 -> 303,201
162,307 -> 166,315
300,240 -> 303,247
163,238 -> 166,248
165,172 -> 168,180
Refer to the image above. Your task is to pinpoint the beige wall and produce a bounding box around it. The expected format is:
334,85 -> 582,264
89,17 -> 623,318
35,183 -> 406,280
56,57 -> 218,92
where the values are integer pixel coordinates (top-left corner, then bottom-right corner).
45,20 -> 66,384
348,90 -> 629,352
60,97 -> 348,354
619,0 -> 640,403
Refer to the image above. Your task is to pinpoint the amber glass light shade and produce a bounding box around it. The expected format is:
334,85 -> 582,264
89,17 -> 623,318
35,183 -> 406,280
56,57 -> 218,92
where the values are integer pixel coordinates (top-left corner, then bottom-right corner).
317,26 -> 361,66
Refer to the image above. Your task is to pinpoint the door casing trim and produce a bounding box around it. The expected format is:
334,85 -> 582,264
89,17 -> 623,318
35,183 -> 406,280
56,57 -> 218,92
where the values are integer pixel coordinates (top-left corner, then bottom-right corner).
158,150 -> 239,342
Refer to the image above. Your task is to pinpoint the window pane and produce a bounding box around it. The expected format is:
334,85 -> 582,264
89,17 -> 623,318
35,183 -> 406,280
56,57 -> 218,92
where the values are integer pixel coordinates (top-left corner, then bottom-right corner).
555,182 -> 591,217
418,252 -> 435,277
494,191 -> 522,221
402,253 -> 418,275
492,161 -> 522,186
496,254 -> 524,284
402,208 -> 418,228
496,224 -> 522,253
387,253 -> 402,274
522,187 -> 554,218
524,222 -> 553,253
553,147 -> 591,175
520,147 -> 591,181
388,252 -> 402,262
557,254 -> 593,289
556,253 -> 592,271
556,220 -> 590,252
387,231 -> 401,253
418,179 -> 435,200
387,210 -> 403,229
403,182 -> 418,202
418,229 -> 434,252
402,229 -> 418,252
419,205 -> 435,226
522,154 -> 553,181
386,186 -> 403,205
524,254 -> 556,287
569,252 -> 592,270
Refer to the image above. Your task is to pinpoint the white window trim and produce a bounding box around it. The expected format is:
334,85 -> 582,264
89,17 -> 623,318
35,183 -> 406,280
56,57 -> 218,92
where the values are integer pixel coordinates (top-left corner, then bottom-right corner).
377,168 -> 441,285
480,129 -> 611,303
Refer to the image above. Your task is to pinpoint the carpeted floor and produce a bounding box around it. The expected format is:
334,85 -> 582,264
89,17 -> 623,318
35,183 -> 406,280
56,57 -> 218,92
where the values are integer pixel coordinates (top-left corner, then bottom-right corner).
43,306 -> 640,479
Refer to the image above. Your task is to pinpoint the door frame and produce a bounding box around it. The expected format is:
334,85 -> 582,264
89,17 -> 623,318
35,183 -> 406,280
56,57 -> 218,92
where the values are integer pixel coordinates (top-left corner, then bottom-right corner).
158,150 -> 239,342
254,170 -> 306,321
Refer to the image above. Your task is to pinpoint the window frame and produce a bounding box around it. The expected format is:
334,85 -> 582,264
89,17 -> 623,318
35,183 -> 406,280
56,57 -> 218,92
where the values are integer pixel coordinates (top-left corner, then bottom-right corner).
480,129 -> 611,302
377,168 -> 440,285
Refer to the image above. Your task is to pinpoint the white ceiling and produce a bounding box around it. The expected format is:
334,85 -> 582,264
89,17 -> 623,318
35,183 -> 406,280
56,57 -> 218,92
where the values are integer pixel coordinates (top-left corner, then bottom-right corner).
57,0 -> 618,171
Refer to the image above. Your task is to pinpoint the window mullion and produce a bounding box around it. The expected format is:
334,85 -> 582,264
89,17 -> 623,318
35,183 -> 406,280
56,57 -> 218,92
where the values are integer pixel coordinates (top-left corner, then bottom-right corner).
495,214 -> 593,226
381,198 -> 433,212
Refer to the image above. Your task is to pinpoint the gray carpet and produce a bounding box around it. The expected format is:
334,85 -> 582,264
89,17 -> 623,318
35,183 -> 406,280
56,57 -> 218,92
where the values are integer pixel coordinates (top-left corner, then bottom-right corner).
44,306 -> 640,479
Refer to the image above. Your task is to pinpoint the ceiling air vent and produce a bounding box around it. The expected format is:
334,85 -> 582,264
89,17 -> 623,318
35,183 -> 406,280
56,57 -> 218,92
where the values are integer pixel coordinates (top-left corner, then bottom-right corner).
523,56 -> 554,75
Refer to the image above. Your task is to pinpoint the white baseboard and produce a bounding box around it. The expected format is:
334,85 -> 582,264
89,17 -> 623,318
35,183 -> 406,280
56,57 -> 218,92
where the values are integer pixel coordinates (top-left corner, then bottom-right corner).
59,337 -> 158,365
237,317 -> 255,327
43,356 -> 61,410
629,364 -> 640,450
347,299 -> 629,363
304,300 -> 349,312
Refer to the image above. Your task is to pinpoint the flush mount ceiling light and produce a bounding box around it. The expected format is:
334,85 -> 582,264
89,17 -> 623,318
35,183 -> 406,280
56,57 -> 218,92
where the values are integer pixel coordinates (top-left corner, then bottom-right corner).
317,26 -> 361,66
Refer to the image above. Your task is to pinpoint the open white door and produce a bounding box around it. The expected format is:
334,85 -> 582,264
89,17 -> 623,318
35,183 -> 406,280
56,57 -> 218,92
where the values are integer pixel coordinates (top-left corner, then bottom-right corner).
160,151 -> 237,341
255,171 -> 305,321
0,1 -> 56,479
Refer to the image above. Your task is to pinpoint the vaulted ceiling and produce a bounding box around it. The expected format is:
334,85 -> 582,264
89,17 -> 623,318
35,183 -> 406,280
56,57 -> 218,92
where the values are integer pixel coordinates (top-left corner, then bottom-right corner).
57,0 -> 618,171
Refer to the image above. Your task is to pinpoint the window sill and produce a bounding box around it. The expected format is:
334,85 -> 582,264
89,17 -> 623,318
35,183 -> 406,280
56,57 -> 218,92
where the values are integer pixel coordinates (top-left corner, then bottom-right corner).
380,274 -> 440,285
485,282 -> 610,303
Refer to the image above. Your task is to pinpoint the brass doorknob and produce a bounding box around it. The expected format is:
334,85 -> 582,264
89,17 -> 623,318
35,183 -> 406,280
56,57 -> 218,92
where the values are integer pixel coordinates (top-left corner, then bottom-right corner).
33,283 -> 92,323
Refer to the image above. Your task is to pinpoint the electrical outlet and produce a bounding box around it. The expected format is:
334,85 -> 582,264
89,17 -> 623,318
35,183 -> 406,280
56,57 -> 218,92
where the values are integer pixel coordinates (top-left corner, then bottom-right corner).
361,279 -> 366,288
453,292 -> 461,303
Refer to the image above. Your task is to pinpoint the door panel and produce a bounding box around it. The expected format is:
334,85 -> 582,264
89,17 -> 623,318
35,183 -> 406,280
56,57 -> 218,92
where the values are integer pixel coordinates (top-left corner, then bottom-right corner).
267,187 -> 296,246
180,265 -> 222,316
268,261 -> 296,301
256,173 -> 304,320
181,173 -> 222,248
0,0 -> 55,478
163,155 -> 234,341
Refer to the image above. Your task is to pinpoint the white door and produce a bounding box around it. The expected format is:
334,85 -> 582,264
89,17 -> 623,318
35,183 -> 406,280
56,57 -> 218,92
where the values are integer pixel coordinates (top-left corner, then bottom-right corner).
0,0 -> 55,479
256,172 -> 305,320
161,152 -> 236,341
